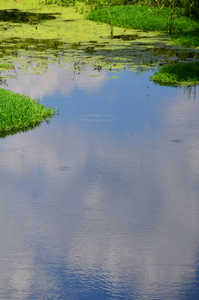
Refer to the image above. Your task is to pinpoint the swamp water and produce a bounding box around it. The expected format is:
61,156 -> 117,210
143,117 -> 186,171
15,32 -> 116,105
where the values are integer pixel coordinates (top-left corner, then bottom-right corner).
1,59 -> 199,300
1,3 -> 199,299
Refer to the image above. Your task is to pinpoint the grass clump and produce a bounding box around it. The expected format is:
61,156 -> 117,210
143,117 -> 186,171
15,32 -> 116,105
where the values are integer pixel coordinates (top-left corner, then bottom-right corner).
0,88 -> 56,133
150,61 -> 199,84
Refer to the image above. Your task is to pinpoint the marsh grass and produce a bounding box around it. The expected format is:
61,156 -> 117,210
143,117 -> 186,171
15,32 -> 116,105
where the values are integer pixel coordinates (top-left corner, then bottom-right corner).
172,29 -> 199,47
150,61 -> 199,84
0,89 -> 56,132
87,5 -> 199,32
87,5 -> 199,45
40,0 -> 75,6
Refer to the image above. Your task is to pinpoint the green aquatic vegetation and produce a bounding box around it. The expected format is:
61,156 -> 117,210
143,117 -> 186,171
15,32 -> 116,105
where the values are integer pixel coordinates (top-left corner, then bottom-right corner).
0,0 -> 169,73
87,5 -> 199,33
172,29 -> 199,47
86,0 -> 199,18
0,0 -> 198,78
150,61 -> 199,84
0,88 -> 57,132
40,0 -> 76,6
0,0 -> 167,46
0,1 -> 125,43
0,63 -> 13,70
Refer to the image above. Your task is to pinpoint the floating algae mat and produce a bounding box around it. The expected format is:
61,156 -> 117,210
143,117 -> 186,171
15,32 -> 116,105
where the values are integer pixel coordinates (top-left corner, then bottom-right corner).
0,0 -> 199,77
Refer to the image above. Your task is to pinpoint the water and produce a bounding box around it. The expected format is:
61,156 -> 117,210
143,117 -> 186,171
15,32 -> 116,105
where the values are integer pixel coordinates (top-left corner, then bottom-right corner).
1,64 -> 199,299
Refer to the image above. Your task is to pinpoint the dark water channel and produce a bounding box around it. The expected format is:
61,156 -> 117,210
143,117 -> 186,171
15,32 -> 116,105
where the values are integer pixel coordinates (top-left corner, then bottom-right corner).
0,9 -> 57,24
1,62 -> 199,299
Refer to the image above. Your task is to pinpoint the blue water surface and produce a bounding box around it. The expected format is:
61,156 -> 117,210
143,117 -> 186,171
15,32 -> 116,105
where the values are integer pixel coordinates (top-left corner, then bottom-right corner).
0,64 -> 199,299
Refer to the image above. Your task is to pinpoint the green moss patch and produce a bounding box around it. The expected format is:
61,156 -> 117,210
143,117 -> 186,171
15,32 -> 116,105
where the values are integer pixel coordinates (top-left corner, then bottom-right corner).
150,61 -> 199,85
0,88 -> 56,133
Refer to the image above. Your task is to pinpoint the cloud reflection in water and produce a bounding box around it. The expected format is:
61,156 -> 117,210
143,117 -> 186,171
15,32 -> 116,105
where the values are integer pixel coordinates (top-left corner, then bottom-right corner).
0,65 -> 199,299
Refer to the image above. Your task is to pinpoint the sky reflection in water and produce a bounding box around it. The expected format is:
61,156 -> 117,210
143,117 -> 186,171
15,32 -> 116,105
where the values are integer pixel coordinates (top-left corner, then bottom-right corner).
0,65 -> 199,299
